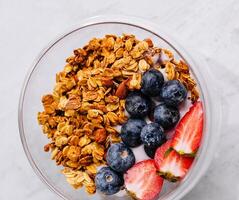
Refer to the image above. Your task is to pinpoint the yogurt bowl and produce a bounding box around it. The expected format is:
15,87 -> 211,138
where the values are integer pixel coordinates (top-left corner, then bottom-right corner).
18,15 -> 222,200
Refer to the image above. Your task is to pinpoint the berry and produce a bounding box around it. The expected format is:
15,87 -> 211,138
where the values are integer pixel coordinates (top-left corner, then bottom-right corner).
124,160 -> 164,200
172,101 -> 204,155
106,143 -> 135,173
95,167 -> 124,195
144,145 -> 158,158
154,103 -> 180,130
158,150 -> 193,182
125,91 -> 151,118
141,69 -> 164,97
160,80 -> 187,106
141,123 -> 166,148
154,140 -> 172,168
121,118 -> 146,147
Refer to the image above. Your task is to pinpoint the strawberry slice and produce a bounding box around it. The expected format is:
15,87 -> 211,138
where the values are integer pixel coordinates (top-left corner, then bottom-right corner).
172,101 -> 204,156
158,150 -> 193,182
124,159 -> 163,200
154,140 -> 172,169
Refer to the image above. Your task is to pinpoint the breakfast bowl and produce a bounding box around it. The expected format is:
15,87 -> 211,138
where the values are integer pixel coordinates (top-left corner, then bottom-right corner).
18,15 -> 222,200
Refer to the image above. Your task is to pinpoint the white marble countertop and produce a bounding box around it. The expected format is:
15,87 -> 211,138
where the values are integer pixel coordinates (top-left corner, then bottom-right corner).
1,0 -> 239,199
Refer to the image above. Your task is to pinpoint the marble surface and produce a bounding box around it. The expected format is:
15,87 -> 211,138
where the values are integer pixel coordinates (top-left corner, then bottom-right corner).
1,0 -> 239,199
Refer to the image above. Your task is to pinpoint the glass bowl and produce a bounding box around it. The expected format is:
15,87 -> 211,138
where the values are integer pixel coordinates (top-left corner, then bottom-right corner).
18,15 -> 222,200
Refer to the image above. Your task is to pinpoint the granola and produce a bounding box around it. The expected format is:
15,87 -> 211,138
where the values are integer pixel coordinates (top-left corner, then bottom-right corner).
37,34 -> 198,194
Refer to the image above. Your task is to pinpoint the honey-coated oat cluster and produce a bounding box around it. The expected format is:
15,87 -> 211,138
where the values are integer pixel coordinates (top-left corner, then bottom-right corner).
37,34 -> 198,194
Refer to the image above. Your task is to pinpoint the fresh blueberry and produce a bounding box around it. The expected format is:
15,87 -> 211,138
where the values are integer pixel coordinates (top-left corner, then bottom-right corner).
160,80 -> 187,106
106,143 -> 135,173
141,123 -> 166,148
144,145 -> 158,158
154,103 -> 180,130
141,69 -> 164,97
125,91 -> 151,118
121,118 -> 146,147
95,167 -> 124,195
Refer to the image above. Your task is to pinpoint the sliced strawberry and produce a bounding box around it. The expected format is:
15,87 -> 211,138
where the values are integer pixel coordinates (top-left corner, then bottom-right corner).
124,159 -> 163,200
172,101 -> 204,156
154,140 -> 172,169
158,150 -> 193,182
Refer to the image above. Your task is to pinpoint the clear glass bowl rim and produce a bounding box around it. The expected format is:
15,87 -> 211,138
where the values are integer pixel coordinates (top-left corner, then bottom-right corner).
18,15 -> 222,200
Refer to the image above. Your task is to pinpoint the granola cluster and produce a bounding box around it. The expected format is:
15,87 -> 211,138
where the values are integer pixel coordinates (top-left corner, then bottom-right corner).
37,34 -> 199,194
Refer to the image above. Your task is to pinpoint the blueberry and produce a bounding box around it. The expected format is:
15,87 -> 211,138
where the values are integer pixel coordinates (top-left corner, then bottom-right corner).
141,69 -> 164,97
106,143 -> 135,173
121,118 -> 146,147
144,145 -> 158,158
125,91 -> 151,118
141,123 -> 166,148
95,167 -> 124,195
160,80 -> 187,106
154,103 -> 180,130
